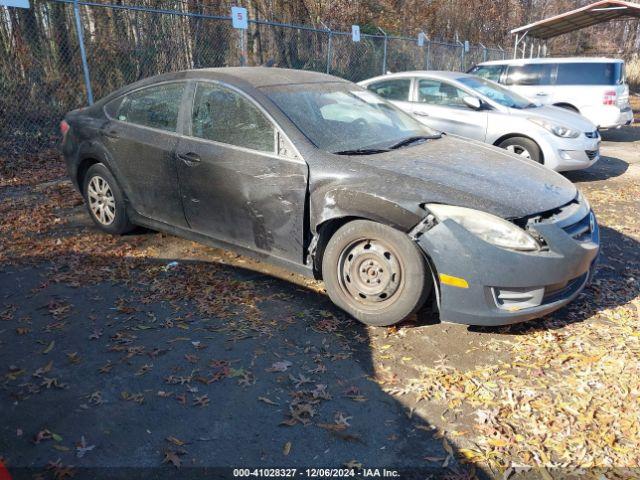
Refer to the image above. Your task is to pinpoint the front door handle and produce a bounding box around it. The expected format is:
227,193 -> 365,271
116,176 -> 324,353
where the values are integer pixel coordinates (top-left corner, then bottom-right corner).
177,152 -> 201,166
535,92 -> 548,96
413,111 -> 429,117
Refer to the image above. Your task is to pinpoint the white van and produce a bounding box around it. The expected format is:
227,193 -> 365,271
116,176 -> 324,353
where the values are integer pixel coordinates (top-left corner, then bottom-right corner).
469,57 -> 633,129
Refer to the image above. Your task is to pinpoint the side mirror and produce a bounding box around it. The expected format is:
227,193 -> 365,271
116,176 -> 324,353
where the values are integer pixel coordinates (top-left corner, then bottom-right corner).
462,96 -> 482,110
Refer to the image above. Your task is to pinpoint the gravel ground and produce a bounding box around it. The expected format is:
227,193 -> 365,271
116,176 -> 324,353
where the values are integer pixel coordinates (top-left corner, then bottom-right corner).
0,127 -> 639,479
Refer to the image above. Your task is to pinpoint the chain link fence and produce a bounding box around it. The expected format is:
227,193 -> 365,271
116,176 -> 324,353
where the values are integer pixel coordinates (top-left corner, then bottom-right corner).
1,0 -> 507,156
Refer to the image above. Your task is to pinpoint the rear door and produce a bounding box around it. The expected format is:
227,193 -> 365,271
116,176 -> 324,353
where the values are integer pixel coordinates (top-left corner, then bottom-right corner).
101,82 -> 189,227
175,81 -> 308,264
409,78 -> 488,141
504,63 -> 555,105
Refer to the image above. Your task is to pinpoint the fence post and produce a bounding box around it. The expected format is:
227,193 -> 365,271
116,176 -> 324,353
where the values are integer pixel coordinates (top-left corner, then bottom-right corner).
426,37 -> 431,70
239,29 -> 246,66
479,43 -> 487,63
73,0 -> 93,105
326,30 -> 332,74
377,27 -> 387,75
458,41 -> 465,71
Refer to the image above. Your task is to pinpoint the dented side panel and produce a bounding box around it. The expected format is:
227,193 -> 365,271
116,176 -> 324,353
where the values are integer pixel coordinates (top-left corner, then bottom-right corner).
175,137 -> 308,264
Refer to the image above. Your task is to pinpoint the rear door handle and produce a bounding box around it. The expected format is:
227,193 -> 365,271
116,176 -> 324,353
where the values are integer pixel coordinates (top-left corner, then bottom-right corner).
535,92 -> 548,96
413,111 -> 429,117
177,152 -> 201,166
101,129 -> 119,138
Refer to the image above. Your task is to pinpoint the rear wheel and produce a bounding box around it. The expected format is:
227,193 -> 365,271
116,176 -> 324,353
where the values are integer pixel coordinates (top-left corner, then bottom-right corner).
555,103 -> 579,113
499,137 -> 542,164
322,220 -> 431,326
83,163 -> 134,235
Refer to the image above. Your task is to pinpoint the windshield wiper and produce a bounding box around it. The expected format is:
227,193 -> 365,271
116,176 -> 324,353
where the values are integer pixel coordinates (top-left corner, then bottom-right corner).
387,135 -> 440,150
333,148 -> 390,155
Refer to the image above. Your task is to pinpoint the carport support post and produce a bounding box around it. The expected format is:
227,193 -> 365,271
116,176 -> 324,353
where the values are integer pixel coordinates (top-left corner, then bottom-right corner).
378,27 -> 388,75
73,0 -> 93,105
513,33 -> 519,59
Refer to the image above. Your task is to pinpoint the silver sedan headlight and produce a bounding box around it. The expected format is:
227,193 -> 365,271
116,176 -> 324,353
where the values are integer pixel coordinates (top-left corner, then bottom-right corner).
426,204 -> 540,252
528,117 -> 580,138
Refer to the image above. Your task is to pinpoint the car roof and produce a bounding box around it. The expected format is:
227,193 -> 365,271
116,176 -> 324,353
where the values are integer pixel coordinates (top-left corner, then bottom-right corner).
97,67 -> 349,105
187,67 -> 349,87
477,57 -> 623,66
360,71 -> 474,84
148,67 -> 348,88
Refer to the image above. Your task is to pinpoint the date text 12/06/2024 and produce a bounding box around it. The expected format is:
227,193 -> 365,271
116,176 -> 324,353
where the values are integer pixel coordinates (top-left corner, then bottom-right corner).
233,468 -> 401,478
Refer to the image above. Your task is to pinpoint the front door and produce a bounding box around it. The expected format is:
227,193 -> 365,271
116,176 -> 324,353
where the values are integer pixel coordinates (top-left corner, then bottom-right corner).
102,82 -> 188,227
410,78 -> 488,141
175,81 -> 308,264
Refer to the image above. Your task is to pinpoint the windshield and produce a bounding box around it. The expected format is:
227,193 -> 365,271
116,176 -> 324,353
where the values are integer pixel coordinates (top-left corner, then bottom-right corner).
458,76 -> 534,109
264,82 -> 438,153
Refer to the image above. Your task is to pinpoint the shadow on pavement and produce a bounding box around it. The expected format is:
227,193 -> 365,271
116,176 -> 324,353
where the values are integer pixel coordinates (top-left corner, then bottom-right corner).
600,125 -> 640,143
0,251 -> 485,478
563,155 -> 629,182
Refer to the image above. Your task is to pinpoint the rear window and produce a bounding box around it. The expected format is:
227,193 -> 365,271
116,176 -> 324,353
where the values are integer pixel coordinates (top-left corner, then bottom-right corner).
505,64 -> 553,86
556,62 -> 624,85
367,79 -> 411,101
469,65 -> 504,83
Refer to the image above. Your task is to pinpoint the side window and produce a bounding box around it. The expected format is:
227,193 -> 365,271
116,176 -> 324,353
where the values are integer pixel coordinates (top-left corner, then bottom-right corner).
471,65 -> 504,83
556,63 -> 621,86
191,82 -> 275,153
367,79 -> 411,101
417,79 -> 467,108
116,83 -> 185,132
505,64 -> 553,86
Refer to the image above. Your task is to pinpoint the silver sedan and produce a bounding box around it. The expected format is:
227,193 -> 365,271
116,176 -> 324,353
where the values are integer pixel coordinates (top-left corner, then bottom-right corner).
359,71 -> 601,172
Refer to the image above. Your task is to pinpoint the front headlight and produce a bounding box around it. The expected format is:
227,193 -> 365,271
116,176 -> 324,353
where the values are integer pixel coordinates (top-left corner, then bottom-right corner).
426,204 -> 540,251
528,117 -> 580,138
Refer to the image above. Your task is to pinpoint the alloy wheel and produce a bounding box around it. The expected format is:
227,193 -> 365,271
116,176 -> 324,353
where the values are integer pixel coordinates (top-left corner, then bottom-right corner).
505,144 -> 532,159
87,175 -> 116,225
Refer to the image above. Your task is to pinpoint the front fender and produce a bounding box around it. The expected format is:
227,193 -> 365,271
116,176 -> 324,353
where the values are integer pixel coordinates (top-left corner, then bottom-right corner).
311,187 -> 423,233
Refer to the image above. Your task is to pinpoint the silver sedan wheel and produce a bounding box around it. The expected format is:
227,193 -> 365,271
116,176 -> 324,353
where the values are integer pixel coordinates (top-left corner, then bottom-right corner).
87,175 -> 116,225
505,144 -> 532,159
337,238 -> 403,310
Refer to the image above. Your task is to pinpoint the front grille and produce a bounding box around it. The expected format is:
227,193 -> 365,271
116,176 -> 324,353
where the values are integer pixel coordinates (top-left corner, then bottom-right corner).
542,272 -> 588,303
586,150 -> 598,160
585,131 -> 599,139
562,211 -> 593,242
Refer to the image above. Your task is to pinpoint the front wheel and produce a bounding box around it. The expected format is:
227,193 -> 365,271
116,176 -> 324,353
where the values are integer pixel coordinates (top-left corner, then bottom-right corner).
322,220 -> 431,326
498,137 -> 542,164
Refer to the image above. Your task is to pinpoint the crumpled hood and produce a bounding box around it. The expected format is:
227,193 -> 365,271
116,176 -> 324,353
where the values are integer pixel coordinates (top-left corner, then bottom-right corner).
510,105 -> 597,132
349,135 -> 577,219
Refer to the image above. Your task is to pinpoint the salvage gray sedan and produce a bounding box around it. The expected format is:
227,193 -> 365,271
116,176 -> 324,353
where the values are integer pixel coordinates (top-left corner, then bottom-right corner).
61,67 -> 599,327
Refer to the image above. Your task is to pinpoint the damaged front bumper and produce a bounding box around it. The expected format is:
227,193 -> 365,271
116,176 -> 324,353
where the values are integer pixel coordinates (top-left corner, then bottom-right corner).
414,209 -> 599,326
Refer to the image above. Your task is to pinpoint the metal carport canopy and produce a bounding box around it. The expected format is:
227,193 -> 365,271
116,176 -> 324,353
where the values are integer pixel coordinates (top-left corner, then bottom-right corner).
511,0 -> 640,40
